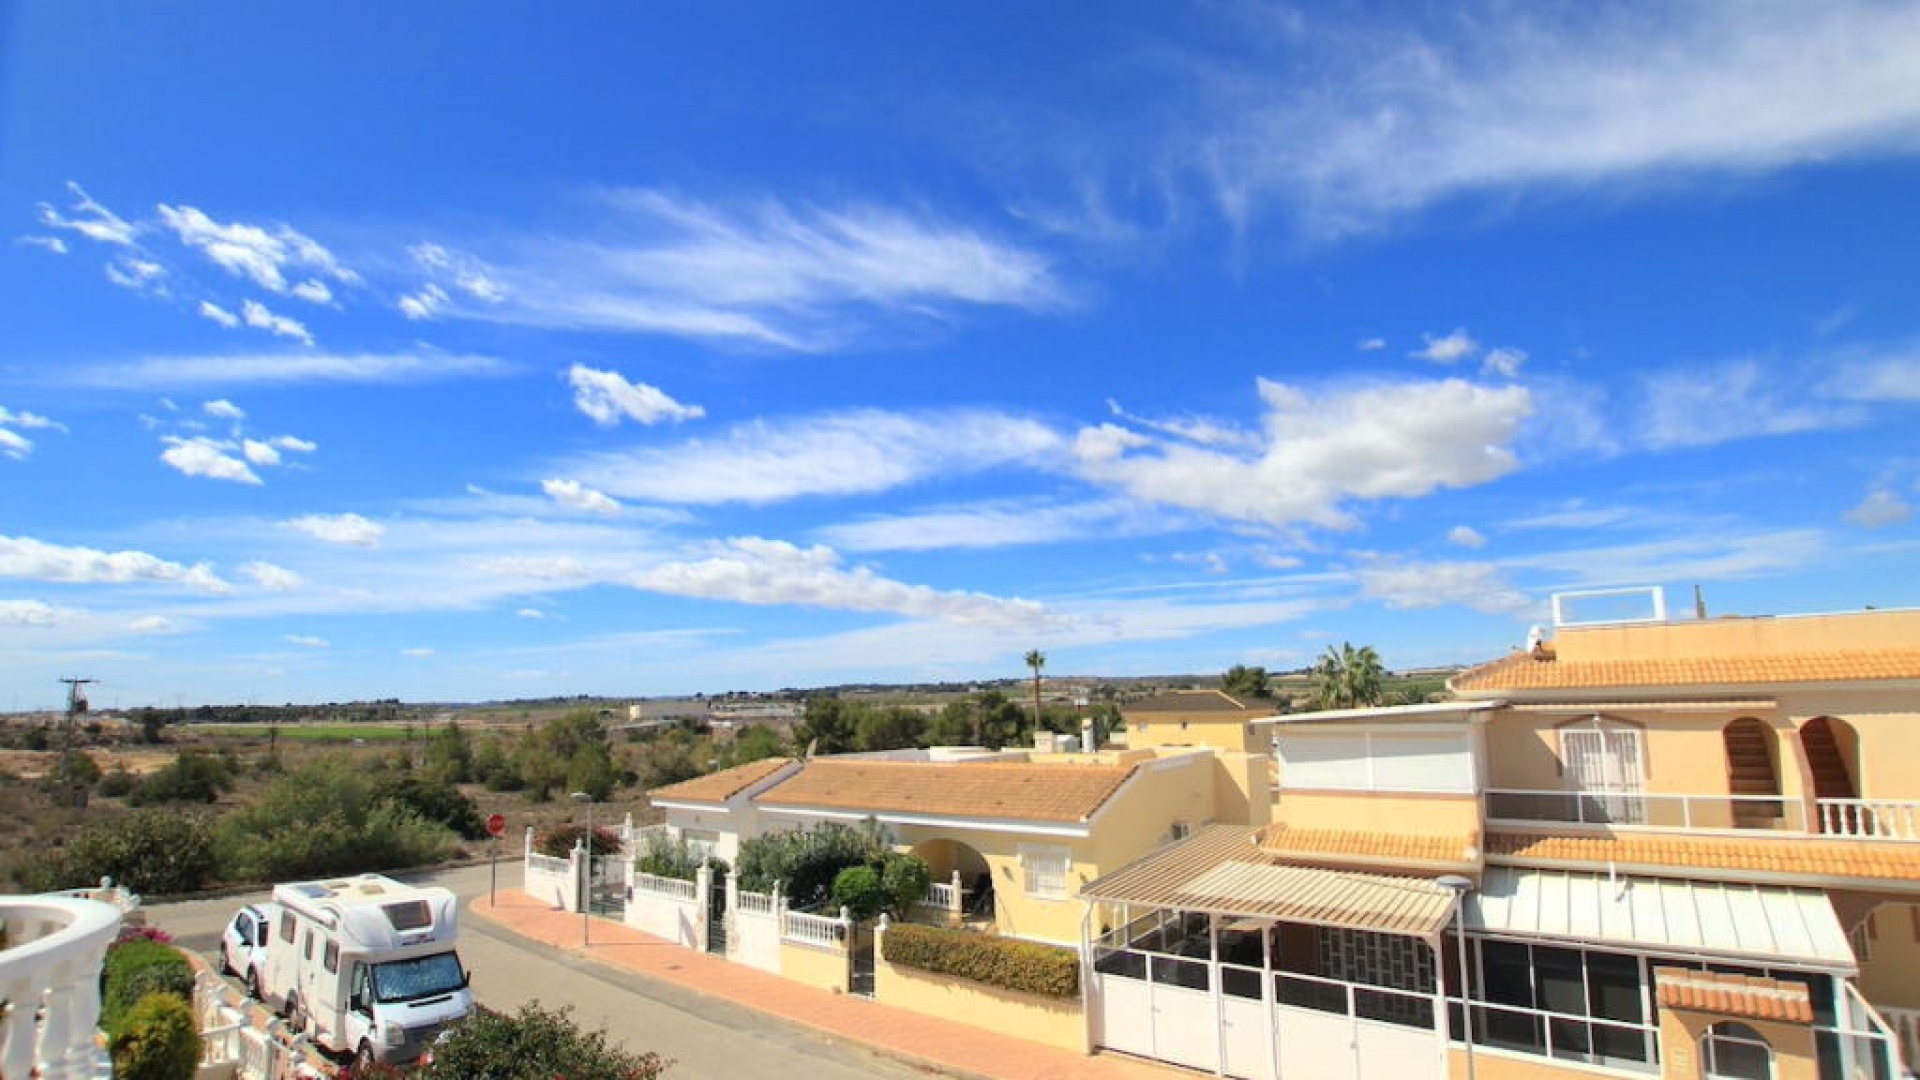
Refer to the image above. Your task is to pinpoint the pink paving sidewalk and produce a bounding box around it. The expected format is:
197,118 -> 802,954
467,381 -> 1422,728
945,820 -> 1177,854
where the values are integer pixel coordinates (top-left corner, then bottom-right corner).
472,889 -> 1192,1080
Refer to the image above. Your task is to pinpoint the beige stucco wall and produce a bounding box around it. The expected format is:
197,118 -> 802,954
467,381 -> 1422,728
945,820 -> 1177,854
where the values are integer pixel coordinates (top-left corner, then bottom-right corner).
1555,609 -> 1920,665
1778,687 -> 1920,802
1127,713 -> 1264,754
1446,1046 -> 1629,1080
1855,902 -> 1920,1012
1277,789 -> 1481,838
873,930 -> 1086,1052
1657,1010 -> 1818,1080
778,938 -> 849,993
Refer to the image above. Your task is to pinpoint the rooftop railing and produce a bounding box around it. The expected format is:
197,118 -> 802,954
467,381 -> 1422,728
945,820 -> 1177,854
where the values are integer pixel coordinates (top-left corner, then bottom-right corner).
0,892 -> 122,1080
1487,789 -> 1920,842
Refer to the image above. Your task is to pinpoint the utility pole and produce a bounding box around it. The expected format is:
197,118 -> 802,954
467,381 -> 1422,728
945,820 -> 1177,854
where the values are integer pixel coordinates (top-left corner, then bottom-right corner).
58,677 -> 98,809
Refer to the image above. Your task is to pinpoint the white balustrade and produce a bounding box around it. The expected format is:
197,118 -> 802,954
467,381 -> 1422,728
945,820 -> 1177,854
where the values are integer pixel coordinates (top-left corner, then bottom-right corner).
737,889 -> 777,915
0,893 -> 122,1080
782,907 -> 851,948
633,871 -> 698,902
1485,788 -> 1808,833
1818,799 -> 1920,842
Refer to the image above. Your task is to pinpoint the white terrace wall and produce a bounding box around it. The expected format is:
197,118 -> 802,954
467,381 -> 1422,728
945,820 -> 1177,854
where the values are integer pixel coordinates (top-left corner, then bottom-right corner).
625,866 -> 705,949
522,827 -> 582,912
729,878 -> 783,974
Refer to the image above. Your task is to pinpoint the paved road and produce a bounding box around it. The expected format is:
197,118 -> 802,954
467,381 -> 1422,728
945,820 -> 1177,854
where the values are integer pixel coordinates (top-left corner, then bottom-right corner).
147,863 -> 924,1080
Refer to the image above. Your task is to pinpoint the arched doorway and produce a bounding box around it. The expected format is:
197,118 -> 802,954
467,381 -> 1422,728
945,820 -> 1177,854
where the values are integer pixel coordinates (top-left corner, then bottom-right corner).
1802,716 -> 1860,834
1723,718 -> 1782,826
909,837 -> 994,921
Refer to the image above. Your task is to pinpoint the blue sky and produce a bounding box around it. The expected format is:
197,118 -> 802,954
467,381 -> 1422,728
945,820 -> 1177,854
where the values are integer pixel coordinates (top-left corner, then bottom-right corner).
3,2 -> 1918,710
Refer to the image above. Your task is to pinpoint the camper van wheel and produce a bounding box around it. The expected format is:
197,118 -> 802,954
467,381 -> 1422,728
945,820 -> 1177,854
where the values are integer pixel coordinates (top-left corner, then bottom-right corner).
355,1041 -> 377,1073
286,995 -> 307,1036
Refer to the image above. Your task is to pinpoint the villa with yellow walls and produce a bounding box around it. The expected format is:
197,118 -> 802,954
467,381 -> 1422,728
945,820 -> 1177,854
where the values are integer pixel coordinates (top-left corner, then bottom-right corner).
1080,599 -> 1920,1080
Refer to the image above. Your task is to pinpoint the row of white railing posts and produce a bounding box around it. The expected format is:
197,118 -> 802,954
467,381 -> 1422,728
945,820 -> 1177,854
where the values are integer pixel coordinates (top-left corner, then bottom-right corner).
0,892 -> 121,1080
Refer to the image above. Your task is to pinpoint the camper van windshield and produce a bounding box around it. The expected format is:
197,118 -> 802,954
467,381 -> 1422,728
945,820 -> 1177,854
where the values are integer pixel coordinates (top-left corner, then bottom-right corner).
370,951 -> 465,1003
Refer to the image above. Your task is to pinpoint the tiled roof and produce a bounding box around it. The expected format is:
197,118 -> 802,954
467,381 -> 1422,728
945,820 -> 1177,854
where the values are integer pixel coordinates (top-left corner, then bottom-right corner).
1487,831 -> 1920,884
648,757 -> 795,805
1653,967 -> 1815,1024
755,758 -> 1137,823
1452,649 -> 1920,693
1255,824 -> 1481,869
1127,690 -> 1264,714
1083,824 -> 1459,937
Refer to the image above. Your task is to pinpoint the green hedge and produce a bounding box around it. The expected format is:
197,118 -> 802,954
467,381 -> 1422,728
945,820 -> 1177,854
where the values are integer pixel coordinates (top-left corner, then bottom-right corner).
101,939 -> 195,1034
881,923 -> 1079,999
109,992 -> 201,1080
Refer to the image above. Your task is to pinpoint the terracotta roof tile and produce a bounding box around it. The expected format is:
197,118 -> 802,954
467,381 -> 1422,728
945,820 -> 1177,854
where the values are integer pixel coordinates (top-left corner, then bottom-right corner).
1487,830 -> 1920,883
755,758 -> 1137,823
1654,967 -> 1815,1024
1453,648 -> 1920,693
648,757 -> 795,805
1256,823 -> 1481,869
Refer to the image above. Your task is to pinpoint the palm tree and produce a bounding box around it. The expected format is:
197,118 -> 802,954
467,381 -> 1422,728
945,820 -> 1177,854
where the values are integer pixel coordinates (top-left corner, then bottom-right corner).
1024,649 -> 1046,732
1312,642 -> 1386,709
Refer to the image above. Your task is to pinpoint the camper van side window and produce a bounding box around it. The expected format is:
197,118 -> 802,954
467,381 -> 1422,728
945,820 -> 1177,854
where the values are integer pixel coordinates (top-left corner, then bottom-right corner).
279,911 -> 295,943
303,930 -> 314,961
323,940 -> 339,973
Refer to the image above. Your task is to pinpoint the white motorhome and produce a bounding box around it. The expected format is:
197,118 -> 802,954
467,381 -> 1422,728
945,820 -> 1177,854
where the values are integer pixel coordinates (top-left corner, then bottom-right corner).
263,874 -> 473,1068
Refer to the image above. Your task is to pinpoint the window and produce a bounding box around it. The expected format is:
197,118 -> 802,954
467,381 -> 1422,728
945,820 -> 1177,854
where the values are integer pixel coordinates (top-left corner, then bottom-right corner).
323,940 -> 339,974
1321,927 -> 1435,1027
1560,718 -> 1645,824
302,929 -> 314,961
1020,845 -> 1071,899
1850,919 -> 1873,962
383,900 -> 432,932
279,911 -> 296,943
1464,940 -> 1653,1069
683,829 -> 720,861
1701,1022 -> 1772,1080
1279,730 -> 1475,793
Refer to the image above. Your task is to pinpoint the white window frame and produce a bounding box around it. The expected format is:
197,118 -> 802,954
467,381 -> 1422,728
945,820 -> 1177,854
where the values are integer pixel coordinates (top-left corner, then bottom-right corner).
1560,716 -> 1647,824
1700,1021 -> 1774,1080
1278,726 -> 1477,794
1019,844 -> 1072,901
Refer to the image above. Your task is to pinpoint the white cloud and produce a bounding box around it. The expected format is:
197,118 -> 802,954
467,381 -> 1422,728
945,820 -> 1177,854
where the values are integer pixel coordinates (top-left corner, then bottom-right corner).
0,429 -> 30,460
402,647 -> 435,658
0,535 -> 229,592
515,608 -> 548,620
242,439 -> 280,466
161,436 -> 262,484
568,365 -> 704,426
68,351 -> 512,388
272,435 -> 318,453
0,407 -> 64,432
284,513 -> 386,547
1105,399 -> 1261,451
127,615 -> 175,634
1357,337 -> 1386,351
36,182 -> 136,246
198,300 -> 240,328
398,283 -> 448,321
820,499 -> 1176,553
1845,488 -> 1913,529
1481,347 -> 1527,379
630,537 -> 1065,629
0,600 -> 63,627
409,243 -> 505,302
1827,350 -> 1920,402
104,256 -> 167,294
447,189 -> 1061,350
283,634 -> 329,648
241,299 -> 314,344
1448,525 -> 1488,549
1639,361 -> 1859,450
541,478 -> 622,514
155,204 -> 358,294
240,560 -> 304,591
204,399 -> 246,421
1410,329 -> 1478,363
571,408 -> 1061,505
1357,559 -> 1536,616
18,235 -> 69,255
1072,378 -> 1532,529
1182,3 -> 1920,237
291,279 -> 334,305
1511,529 -> 1826,589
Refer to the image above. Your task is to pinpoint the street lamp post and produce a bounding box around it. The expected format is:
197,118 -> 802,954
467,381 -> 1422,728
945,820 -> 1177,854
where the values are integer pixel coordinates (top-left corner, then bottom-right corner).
571,791 -> 594,946
1436,875 -> 1476,1080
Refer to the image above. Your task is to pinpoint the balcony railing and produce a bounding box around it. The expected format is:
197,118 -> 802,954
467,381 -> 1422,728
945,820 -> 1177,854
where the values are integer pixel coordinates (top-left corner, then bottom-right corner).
0,892 -> 123,1080
1487,789 -> 1920,843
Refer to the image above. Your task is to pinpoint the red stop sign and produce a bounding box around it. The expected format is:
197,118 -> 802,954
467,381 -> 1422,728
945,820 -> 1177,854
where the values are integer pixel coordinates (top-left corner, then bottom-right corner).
486,813 -> 506,837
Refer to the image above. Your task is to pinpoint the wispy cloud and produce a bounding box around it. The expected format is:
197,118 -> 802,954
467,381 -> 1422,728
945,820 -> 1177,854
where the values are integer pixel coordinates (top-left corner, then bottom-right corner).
541,478 -> 622,515
240,560 -> 304,591
62,350 -> 513,388
283,513 -> 385,547
161,436 -> 261,484
0,534 -> 229,592
36,182 -> 136,246
240,299 -> 313,344
155,203 -> 358,296
439,189 -> 1062,350
104,256 -> 167,295
630,536 -> 1066,629
1357,558 -> 1537,616
1638,360 -> 1860,450
1072,377 -> 1531,529
198,301 -> 240,328
819,499 -> 1178,553
1166,3 -> 1920,238
568,364 -> 704,426
1826,347 -> 1920,402
0,406 -> 65,461
568,408 -> 1061,505
1447,525 -> 1487,549
1410,329 -> 1478,363
1845,488 -> 1913,529
17,235 -> 69,255
283,634 -> 329,648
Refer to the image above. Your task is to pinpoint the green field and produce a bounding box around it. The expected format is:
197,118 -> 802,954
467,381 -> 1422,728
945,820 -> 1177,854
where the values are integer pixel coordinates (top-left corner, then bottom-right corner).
188,723 -> 414,742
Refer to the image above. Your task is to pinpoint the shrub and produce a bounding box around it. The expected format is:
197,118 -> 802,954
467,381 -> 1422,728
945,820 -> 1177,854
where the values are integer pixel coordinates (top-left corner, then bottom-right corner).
98,765 -> 139,798
633,831 -> 704,882
535,823 -> 624,861
878,853 -> 931,918
32,810 -> 217,895
416,1002 -> 667,1080
734,821 -> 887,909
831,865 -> 886,921
101,939 -> 195,1033
216,758 -> 456,882
129,749 -> 231,806
109,991 -> 201,1080
384,773 -> 488,840
881,923 -> 1080,999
